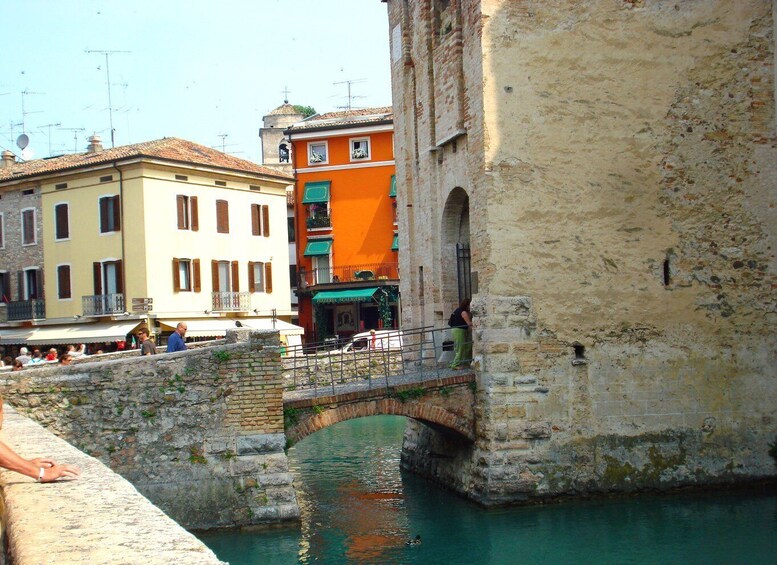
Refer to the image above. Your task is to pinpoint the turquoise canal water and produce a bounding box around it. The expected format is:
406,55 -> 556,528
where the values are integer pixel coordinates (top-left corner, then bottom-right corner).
198,416 -> 777,564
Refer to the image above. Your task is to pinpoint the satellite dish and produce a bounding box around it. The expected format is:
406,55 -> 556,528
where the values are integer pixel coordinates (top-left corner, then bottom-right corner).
21,148 -> 34,160
16,134 -> 29,150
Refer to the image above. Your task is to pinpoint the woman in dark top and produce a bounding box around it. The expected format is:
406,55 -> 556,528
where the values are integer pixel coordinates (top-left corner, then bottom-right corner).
448,297 -> 472,369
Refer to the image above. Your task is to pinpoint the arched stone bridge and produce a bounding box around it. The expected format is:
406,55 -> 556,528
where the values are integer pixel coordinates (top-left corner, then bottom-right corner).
283,373 -> 477,444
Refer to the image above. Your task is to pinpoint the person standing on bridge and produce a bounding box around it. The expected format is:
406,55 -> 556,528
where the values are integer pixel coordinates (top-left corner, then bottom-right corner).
448,298 -> 472,370
137,328 -> 157,356
167,322 -> 188,353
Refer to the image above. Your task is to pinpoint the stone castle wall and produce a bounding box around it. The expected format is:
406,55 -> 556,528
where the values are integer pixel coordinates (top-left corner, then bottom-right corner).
0,329 -> 299,529
387,0 -> 777,504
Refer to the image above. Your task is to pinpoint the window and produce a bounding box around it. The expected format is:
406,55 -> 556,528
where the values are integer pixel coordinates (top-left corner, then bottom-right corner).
21,208 -> 36,245
22,268 -> 43,300
278,142 -> 289,163
99,195 -> 121,233
55,182 -> 68,190
211,260 -> 239,292
176,195 -> 199,231
216,200 -> 230,233
251,204 -> 270,237
172,258 -> 201,292
57,265 -> 72,299
287,216 -> 295,243
0,213 -> 4,248
0,271 -> 10,302
93,260 -> 123,295
350,137 -> 370,161
55,203 -> 70,240
175,174 -> 188,181
249,261 -> 265,292
289,264 -> 297,289
99,175 -> 113,183
308,141 -> 328,165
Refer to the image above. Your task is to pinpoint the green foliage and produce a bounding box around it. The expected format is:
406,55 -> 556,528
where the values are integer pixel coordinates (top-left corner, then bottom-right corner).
293,104 -> 317,118
141,409 -> 156,420
439,386 -> 452,398
116,405 -> 125,416
214,350 -> 232,363
468,381 -> 477,393
284,407 -> 299,426
392,387 -> 426,403
312,404 -> 324,415
222,449 -> 237,461
189,446 -> 207,465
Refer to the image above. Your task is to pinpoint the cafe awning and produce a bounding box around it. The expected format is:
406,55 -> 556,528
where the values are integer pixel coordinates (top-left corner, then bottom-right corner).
26,320 -> 142,345
301,181 -> 331,204
159,318 -> 305,338
312,287 -> 379,304
0,328 -> 36,345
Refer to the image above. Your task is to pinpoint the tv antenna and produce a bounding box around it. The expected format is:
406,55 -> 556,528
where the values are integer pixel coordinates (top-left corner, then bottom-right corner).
20,89 -> 44,133
217,134 -> 228,153
333,78 -> 366,111
85,49 -> 131,148
37,122 -> 62,157
59,127 -> 86,153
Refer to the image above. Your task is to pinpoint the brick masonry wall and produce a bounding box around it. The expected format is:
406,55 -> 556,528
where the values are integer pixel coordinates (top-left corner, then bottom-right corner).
0,329 -> 299,529
388,0 -> 777,504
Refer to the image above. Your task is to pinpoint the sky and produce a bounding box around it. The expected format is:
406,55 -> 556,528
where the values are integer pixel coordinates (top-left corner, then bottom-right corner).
0,0 -> 393,163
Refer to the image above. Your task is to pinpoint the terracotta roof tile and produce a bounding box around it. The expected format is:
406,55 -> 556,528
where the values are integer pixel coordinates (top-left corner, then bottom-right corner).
0,137 -> 294,184
287,106 -> 393,131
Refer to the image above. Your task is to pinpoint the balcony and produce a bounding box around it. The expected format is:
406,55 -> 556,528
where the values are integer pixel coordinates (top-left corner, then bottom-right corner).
211,291 -> 250,312
7,299 -> 45,321
82,293 -> 126,316
306,214 -> 331,229
299,262 -> 399,289
0,304 -> 7,323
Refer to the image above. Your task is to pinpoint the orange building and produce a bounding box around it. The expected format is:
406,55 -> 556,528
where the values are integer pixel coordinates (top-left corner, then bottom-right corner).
286,108 -> 398,343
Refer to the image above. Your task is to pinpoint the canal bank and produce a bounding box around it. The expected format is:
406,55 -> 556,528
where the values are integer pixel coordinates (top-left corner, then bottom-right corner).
198,416 -> 777,564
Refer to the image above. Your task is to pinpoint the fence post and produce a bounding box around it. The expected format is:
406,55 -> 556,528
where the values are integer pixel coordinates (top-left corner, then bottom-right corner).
431,327 -> 441,383
329,350 -> 336,396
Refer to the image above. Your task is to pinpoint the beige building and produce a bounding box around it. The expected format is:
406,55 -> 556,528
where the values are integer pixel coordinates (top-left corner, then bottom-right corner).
0,136 -> 301,348
386,1 -> 776,503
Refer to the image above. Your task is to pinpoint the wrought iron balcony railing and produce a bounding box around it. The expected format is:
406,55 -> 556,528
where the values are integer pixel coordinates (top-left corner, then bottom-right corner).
0,304 -> 7,323
298,262 -> 399,289
306,215 -> 331,229
7,299 -> 45,321
211,291 -> 250,312
82,293 -> 125,316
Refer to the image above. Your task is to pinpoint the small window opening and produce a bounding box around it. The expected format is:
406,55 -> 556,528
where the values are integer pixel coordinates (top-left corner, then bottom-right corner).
215,180 -> 227,187
573,344 -> 585,360
663,258 -> 671,286
22,189 -> 34,195
249,185 -> 261,191
175,174 -> 188,181
99,175 -> 113,183
55,182 -> 67,190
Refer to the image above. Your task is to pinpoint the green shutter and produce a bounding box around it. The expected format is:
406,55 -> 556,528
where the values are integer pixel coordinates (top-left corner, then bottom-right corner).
391,234 -> 399,251
389,175 -> 397,197
301,181 -> 331,204
303,239 -> 333,256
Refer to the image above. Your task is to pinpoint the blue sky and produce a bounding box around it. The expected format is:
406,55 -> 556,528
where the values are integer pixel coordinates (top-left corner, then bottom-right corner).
0,0 -> 392,163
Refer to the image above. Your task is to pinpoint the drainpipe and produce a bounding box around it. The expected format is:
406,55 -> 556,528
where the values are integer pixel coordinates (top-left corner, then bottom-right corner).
112,161 -> 127,312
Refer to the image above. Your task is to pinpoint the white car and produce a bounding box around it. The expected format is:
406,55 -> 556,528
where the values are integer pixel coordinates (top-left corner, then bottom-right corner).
339,330 -> 404,353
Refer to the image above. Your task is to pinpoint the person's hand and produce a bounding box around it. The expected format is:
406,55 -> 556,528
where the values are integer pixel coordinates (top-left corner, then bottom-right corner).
29,458 -> 55,468
40,464 -> 80,482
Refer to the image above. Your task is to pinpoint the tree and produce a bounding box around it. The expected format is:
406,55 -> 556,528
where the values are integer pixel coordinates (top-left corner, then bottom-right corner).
293,105 -> 317,118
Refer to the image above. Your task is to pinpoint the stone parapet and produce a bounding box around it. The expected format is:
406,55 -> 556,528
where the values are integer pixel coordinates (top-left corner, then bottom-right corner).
0,405 -> 225,565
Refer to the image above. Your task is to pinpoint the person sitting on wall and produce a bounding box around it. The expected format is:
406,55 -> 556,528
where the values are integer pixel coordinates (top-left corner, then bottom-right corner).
167,322 -> 188,353
12,360 -> 24,372
137,328 -> 157,356
448,297 -> 473,370
0,400 -> 79,482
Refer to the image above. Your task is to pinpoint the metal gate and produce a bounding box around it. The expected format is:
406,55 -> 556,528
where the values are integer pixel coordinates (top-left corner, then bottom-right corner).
456,243 -> 471,302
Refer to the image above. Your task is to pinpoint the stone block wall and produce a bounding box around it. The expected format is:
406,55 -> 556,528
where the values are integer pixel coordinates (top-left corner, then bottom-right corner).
0,183 -> 42,303
0,329 -> 298,529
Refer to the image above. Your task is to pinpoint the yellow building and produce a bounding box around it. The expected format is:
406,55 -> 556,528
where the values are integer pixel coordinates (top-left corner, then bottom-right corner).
0,136 -> 301,348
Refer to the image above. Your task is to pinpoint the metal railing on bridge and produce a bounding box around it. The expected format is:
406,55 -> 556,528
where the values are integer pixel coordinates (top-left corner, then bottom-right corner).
282,326 -> 473,398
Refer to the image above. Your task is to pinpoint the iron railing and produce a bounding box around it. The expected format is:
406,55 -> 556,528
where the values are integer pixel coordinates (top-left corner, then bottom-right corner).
306,215 -> 331,229
282,325 -> 473,398
0,304 -> 7,323
7,299 -> 46,321
298,262 -> 399,289
211,291 -> 251,312
82,294 -> 125,316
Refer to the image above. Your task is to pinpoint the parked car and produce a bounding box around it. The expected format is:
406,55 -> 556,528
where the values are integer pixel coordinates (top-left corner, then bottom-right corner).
339,330 -> 404,353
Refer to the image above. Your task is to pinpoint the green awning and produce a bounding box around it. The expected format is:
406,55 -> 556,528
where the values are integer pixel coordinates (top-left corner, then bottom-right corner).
312,287 -> 379,304
391,234 -> 399,251
303,239 -> 333,256
389,175 -> 397,197
302,181 -> 331,204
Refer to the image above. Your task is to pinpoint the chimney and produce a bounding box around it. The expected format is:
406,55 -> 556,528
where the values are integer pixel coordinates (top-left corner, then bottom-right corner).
1,150 -> 15,169
86,135 -> 103,153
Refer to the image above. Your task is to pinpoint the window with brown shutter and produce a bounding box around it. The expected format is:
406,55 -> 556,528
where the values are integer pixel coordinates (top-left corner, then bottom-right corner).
216,200 -> 229,233
93,262 -> 102,294
113,195 -> 121,231
248,261 -> 255,292
21,209 -> 35,244
176,196 -> 187,229
114,260 -> 123,293
231,261 -> 239,292
172,258 -> 181,291
191,197 -> 199,231
262,205 -> 270,237
55,203 -> 69,240
99,196 -> 121,233
193,259 -> 201,292
265,263 -> 273,293
251,204 -> 260,236
57,265 -> 71,299
211,260 -> 219,292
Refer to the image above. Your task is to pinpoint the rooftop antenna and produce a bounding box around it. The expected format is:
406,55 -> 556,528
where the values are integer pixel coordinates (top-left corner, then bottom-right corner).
37,122 -> 61,157
20,89 -> 44,133
217,134 -> 228,153
333,78 -> 366,111
59,127 -> 86,153
85,49 -> 131,148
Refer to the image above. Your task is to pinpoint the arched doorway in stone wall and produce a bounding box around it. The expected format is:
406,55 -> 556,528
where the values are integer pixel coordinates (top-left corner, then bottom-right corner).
441,187 -> 471,310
